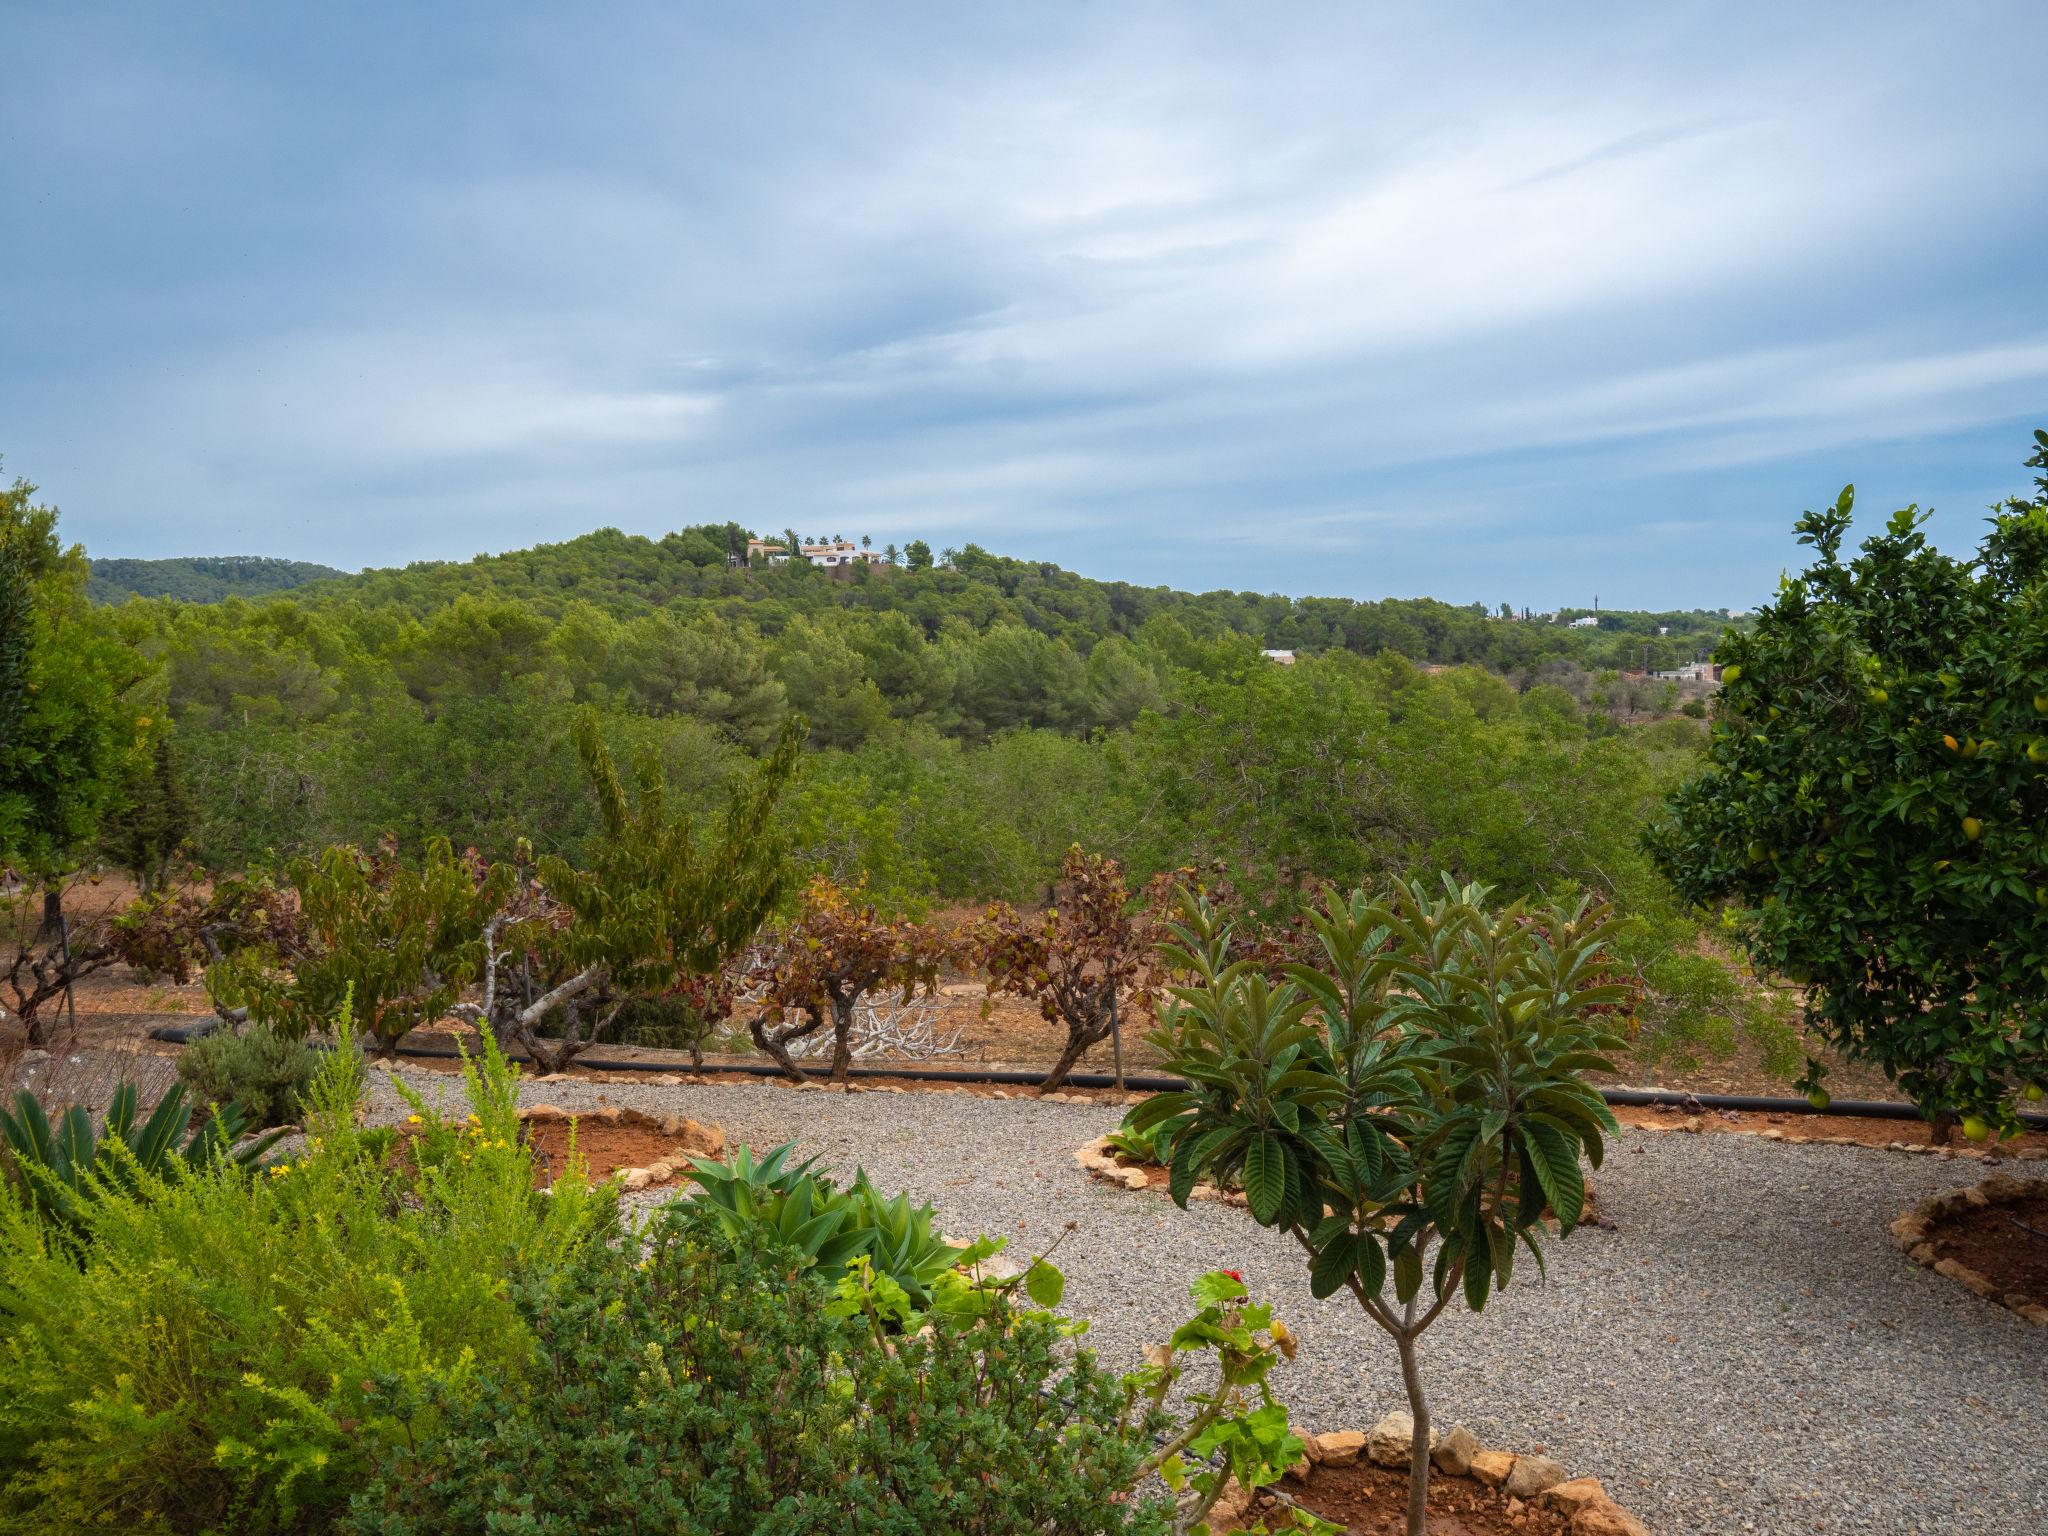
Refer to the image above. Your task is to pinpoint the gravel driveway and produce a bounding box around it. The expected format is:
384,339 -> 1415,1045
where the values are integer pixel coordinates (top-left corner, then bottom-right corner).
368,1068 -> 2048,1536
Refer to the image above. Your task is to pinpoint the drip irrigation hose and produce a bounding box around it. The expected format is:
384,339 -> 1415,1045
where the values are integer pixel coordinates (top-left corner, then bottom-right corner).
144,1021 -> 2048,1128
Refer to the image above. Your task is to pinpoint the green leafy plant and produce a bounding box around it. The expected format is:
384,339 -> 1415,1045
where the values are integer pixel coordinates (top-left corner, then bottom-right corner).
0,1078 -> 284,1239
1127,878 -> 1626,1536
1125,1269 -> 1334,1536
1650,434 -> 2048,1139
350,1203 -> 1172,1536
0,1013 -> 614,1533
682,1140 -> 968,1308
175,1024 -> 320,1129
1104,1120 -> 1178,1164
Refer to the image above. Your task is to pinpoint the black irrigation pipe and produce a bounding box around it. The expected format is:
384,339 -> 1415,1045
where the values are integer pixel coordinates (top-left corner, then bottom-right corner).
146,1023 -> 2048,1129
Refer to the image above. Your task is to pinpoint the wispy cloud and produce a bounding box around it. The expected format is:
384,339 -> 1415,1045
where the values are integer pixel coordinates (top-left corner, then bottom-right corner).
1,2 -> 2044,605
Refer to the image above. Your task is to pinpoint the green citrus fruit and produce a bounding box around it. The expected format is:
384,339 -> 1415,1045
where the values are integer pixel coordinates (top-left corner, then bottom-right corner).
1721,664 -> 1741,684
1807,1089 -> 1831,1111
2034,693 -> 2048,714
2023,1082 -> 2045,1104
1961,1116 -> 1991,1143
1867,687 -> 1887,704
2030,741 -> 2048,764
1961,816 -> 1983,841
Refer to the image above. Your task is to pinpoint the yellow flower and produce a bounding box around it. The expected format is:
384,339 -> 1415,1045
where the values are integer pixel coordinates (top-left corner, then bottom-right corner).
406,1115 -> 423,1125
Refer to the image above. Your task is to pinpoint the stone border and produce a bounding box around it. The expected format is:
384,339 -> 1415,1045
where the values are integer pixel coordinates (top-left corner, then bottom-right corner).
1212,1410 -> 1650,1535
1888,1172 -> 2048,1326
1073,1134 -> 1249,1206
1621,1110 -> 2045,1161
517,1103 -> 724,1190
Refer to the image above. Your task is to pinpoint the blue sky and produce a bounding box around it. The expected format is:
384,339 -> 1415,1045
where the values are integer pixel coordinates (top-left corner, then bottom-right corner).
4,2 -> 2045,610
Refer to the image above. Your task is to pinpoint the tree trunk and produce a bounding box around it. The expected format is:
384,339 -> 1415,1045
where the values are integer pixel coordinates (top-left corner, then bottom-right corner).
1040,1008 -> 1112,1092
1928,1111 -> 1955,1146
829,995 -> 856,1084
749,1009 -> 824,1082
1395,1324 -> 1432,1536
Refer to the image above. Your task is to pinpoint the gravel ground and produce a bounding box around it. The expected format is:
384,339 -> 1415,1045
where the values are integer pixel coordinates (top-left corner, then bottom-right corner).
366,1067 -> 2048,1536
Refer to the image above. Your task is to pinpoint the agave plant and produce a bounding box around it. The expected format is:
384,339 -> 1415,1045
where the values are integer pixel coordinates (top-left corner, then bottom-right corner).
683,1142 -> 968,1305
846,1171 -> 968,1308
0,1080 -> 287,1234
682,1142 -> 870,1279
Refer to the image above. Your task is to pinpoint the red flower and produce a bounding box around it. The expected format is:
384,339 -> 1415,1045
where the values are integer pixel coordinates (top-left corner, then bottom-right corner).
1222,1269 -> 1243,1283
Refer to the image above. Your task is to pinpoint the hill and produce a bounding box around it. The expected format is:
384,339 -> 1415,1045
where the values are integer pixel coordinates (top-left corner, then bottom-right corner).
251,523 -> 1736,674
88,555 -> 348,605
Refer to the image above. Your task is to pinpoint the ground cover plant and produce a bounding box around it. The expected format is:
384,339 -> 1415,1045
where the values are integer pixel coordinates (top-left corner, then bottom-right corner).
1124,877 -> 1627,1536
1652,430 -> 2048,1139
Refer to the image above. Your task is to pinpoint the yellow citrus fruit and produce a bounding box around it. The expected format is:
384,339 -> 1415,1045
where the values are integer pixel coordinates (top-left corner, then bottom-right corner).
1721,664 -> 1742,684
1807,1089 -> 1831,1111
1943,734 -> 1960,753
2022,1082 -> 2045,1104
1961,1116 -> 1991,1143
1961,816 -> 1983,841
1867,687 -> 1887,704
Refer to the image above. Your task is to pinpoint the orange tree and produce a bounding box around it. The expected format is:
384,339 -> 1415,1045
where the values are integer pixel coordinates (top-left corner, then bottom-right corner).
1124,878 -> 1626,1536
747,878 -> 951,1084
971,846 -> 1160,1091
1649,433 -> 2048,1141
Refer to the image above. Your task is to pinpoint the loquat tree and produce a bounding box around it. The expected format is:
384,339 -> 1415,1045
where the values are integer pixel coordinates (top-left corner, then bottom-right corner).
1126,878 -> 1627,1536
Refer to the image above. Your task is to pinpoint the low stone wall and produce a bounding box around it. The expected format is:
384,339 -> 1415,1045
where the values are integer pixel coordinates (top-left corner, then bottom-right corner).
1213,1409 -> 1651,1535
1888,1172 -> 2048,1326
518,1102 -> 723,1189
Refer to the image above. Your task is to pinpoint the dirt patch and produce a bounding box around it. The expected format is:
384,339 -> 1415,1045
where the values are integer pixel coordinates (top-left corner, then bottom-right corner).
514,1106 -> 723,1190
1232,1461 -> 1575,1536
1927,1189 -> 2048,1307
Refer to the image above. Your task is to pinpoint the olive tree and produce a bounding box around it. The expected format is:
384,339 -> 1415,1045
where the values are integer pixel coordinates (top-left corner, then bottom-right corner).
1125,878 -> 1626,1536
1650,433 -> 2048,1139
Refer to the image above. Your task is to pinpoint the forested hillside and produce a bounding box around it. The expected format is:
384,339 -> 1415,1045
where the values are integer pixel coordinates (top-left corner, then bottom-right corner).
88,555 -> 348,604
61,520 -> 1778,1068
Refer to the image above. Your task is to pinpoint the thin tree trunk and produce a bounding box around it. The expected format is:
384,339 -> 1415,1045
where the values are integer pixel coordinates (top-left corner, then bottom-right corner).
829,993 -> 857,1084
1395,1317 -> 1431,1536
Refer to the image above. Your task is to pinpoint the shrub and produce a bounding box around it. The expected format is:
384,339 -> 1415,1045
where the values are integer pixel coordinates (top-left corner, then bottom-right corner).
1650,439 -> 2048,1137
350,1204 -> 1173,1536
176,1025 -> 320,1128
0,1030 -> 614,1534
681,1140 -> 975,1311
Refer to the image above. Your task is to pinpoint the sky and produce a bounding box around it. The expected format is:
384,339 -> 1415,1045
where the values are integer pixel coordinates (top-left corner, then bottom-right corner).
4,2 -> 2046,611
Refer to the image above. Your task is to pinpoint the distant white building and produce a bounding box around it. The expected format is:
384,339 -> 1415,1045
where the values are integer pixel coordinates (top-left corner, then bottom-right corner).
1261,649 -> 1297,665
1569,615 -> 1599,629
801,539 -> 889,569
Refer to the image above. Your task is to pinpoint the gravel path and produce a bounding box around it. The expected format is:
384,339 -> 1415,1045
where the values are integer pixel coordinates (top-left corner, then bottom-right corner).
367,1068 -> 2048,1536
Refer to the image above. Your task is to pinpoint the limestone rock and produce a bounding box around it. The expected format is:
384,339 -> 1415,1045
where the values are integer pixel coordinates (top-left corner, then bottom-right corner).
1538,1477 -> 1607,1514
1571,1497 -> 1651,1536
679,1119 -> 724,1157
1505,1454 -> 1566,1498
1207,1477 -> 1253,1528
1469,1450 -> 1516,1488
1365,1409 -> 1435,1468
1431,1424 -> 1480,1476
620,1168 -> 652,1191
1310,1430 -> 1366,1467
